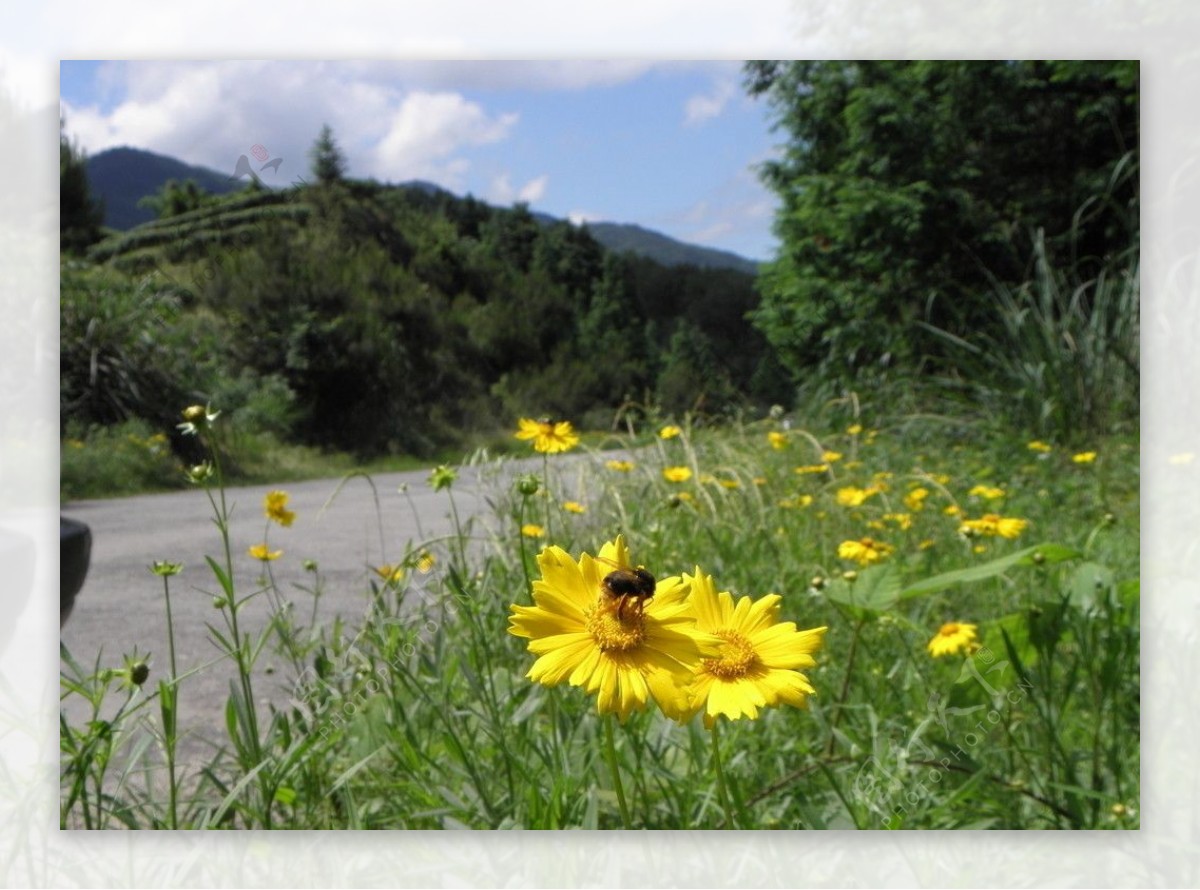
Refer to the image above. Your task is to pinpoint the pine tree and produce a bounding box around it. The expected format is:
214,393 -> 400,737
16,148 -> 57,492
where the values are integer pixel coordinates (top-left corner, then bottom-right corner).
309,123 -> 347,185
60,116 -> 104,253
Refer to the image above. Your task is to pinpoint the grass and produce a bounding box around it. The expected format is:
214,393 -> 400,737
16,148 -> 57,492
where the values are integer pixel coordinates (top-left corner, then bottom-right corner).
59,397 -> 1139,829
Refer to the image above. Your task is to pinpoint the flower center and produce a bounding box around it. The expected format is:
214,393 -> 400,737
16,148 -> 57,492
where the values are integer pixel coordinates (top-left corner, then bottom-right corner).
702,630 -> 760,680
585,597 -> 646,652
939,623 -> 961,637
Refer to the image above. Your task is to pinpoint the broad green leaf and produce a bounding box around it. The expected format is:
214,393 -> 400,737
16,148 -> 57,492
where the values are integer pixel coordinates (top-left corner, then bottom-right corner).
1066,561 -> 1114,612
899,543 -> 1081,600
825,563 -> 901,612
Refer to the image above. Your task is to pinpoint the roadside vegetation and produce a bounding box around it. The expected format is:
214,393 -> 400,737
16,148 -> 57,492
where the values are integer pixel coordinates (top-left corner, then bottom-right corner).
60,61 -> 1139,829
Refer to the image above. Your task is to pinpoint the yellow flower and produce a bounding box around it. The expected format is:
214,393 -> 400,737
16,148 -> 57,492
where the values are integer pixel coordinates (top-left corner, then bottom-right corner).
562,501 -> 587,514
767,431 -> 788,450
836,485 -> 878,507
794,464 -> 829,475
837,537 -> 894,566
927,622 -> 979,658
822,450 -> 843,463
248,544 -> 282,561
521,524 -> 546,538
883,512 -> 913,530
968,484 -> 1006,501
678,568 -> 826,727
718,477 -> 740,489
507,537 -> 717,721
1072,451 -> 1097,464
943,504 -> 963,517
1027,440 -> 1053,453
904,487 -> 930,511
847,424 -> 863,436
374,564 -> 405,583
778,494 -> 814,508
959,514 -> 1028,539
659,424 -> 682,439
515,417 -> 580,454
417,551 -> 436,573
606,459 -> 635,472
264,490 -> 296,527
663,466 -> 693,483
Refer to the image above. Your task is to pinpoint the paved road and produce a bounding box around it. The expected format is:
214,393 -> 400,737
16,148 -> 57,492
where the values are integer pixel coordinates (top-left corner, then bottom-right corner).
59,459 -> 530,764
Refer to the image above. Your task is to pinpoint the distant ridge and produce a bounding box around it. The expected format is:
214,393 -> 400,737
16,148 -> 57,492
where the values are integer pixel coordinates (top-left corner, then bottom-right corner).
87,147 -> 253,230
85,147 -> 762,273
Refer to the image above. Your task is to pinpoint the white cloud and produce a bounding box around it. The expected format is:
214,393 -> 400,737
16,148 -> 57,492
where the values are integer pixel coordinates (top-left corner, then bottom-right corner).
684,79 -> 737,127
568,210 -> 604,226
487,172 -> 549,206
372,91 -> 518,185
58,62 -> 527,192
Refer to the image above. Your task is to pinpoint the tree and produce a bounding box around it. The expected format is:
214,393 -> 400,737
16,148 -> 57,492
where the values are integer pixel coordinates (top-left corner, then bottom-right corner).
309,123 -> 347,185
60,116 -> 104,253
744,61 -> 1138,381
137,178 -> 213,219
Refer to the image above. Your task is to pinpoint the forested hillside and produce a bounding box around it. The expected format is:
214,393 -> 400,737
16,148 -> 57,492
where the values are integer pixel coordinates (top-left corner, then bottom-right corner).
62,170 -> 781,459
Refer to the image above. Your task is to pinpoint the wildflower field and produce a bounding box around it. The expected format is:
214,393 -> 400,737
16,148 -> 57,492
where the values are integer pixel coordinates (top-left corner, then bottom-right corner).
59,397 -> 1139,830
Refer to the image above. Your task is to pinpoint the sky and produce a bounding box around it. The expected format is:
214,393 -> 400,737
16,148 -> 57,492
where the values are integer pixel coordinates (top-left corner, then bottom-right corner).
59,60 -> 783,261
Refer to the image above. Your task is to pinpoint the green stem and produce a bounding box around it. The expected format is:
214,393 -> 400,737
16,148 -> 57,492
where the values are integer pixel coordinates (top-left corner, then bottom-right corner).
603,714 -> 631,829
826,613 -> 867,756
161,575 -> 178,681
160,574 -> 179,830
710,719 -> 738,828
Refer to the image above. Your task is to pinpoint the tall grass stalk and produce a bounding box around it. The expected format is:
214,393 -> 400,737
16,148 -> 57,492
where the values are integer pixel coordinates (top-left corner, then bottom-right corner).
922,229 -> 1138,441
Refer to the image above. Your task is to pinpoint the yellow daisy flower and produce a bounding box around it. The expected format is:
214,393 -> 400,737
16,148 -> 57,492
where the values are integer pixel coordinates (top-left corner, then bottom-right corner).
1072,451 -> 1097,464
663,466 -> 693,483
837,537 -> 894,566
514,417 -> 580,454
507,537 -> 717,721
417,552 -> 437,573
659,424 -> 682,439
822,450 -> 844,463
836,485 -> 878,507
794,463 -> 829,475
678,568 -> 826,727
767,431 -> 788,450
521,524 -> 546,538
847,424 -> 863,435
968,484 -> 1006,501
248,544 -> 282,562
959,514 -> 1029,539
264,490 -> 296,527
1027,440 -> 1053,453
927,622 -> 979,658
904,487 -> 929,512
374,564 -> 405,583
562,501 -> 587,514
606,459 -> 635,472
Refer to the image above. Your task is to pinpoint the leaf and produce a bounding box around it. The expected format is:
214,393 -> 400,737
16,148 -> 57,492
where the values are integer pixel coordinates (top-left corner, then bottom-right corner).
1066,561 -> 1114,612
205,555 -> 235,597
899,543 -> 1081,600
825,563 -> 901,612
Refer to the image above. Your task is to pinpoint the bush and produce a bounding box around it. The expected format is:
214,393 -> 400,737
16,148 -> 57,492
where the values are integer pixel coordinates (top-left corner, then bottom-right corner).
61,419 -> 183,501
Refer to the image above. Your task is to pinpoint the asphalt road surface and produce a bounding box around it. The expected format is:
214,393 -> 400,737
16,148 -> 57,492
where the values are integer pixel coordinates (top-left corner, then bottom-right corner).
59,456 -> 562,767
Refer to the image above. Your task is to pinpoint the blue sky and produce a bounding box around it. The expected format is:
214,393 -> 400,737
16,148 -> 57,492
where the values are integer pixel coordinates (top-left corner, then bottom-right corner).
59,60 -> 782,260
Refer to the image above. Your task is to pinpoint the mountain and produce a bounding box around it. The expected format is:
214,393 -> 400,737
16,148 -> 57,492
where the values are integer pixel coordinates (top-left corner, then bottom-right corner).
86,147 -> 249,230
583,222 -> 760,275
85,147 -> 762,272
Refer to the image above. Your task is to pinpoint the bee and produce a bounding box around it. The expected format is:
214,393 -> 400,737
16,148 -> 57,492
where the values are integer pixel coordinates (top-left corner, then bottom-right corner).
595,556 -> 656,621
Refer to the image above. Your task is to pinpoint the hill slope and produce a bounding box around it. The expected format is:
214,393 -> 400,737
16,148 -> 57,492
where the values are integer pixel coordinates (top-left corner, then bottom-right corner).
86,147 -> 761,272
87,147 -> 250,230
